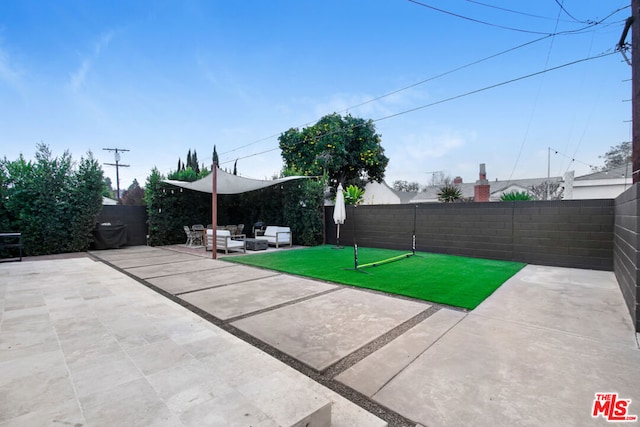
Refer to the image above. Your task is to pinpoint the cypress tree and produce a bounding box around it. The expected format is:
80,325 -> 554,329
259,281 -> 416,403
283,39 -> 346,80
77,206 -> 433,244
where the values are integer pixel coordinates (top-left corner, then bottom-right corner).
212,145 -> 219,166
193,149 -> 200,174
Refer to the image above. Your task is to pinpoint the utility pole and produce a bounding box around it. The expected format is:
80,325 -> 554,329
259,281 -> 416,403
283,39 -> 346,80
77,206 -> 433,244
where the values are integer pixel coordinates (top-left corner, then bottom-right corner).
617,2 -> 638,182
547,147 -> 551,200
425,170 -> 444,186
633,0 -> 640,183
103,148 -> 130,203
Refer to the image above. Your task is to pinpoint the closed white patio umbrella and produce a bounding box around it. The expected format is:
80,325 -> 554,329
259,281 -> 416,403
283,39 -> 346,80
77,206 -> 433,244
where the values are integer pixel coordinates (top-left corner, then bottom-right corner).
333,183 -> 346,248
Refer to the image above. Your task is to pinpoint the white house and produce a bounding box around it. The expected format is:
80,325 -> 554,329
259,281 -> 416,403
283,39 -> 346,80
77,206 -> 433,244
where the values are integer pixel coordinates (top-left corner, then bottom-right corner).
563,164 -> 632,200
361,181 -> 417,205
361,163 -> 632,204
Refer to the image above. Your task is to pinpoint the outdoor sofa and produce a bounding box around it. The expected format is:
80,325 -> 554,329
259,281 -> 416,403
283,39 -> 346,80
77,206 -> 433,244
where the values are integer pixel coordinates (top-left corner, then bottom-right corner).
262,226 -> 292,248
206,229 -> 246,254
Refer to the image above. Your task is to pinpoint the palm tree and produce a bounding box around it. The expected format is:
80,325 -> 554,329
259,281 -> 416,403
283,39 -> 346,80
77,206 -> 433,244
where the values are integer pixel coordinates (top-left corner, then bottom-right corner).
437,184 -> 462,203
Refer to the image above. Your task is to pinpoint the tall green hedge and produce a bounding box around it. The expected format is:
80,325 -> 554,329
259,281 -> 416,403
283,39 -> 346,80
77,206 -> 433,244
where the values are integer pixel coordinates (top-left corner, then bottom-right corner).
145,171 -> 325,247
0,144 -> 104,256
145,168 -> 211,246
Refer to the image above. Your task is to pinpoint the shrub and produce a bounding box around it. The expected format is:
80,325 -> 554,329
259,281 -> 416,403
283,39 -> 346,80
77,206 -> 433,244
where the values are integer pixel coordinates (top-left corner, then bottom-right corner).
0,144 -> 104,255
437,184 -> 462,203
343,184 -> 365,205
500,191 -> 533,201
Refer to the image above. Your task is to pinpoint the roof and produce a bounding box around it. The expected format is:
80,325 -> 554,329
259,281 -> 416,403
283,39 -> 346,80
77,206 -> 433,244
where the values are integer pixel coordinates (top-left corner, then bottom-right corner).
574,164 -> 631,181
410,176 -> 563,203
383,181 -> 419,203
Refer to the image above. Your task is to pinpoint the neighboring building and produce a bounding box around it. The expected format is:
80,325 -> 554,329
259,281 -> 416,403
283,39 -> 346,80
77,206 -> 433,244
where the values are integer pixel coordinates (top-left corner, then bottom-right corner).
102,196 -> 118,205
563,164 -> 632,200
409,176 -> 564,203
361,181 -> 417,205
362,162 -> 632,205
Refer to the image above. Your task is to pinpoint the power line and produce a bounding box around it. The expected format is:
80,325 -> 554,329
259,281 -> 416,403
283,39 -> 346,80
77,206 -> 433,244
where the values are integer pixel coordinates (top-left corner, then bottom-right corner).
463,0 -> 580,23
372,51 -> 617,123
220,35 -> 550,160
409,0 -> 627,36
220,51 -> 617,166
549,147 -> 596,169
553,0 -> 587,24
562,28 -> 600,176
218,5 -> 627,169
409,0 -> 569,35
506,2 -> 564,183
219,8 -> 626,162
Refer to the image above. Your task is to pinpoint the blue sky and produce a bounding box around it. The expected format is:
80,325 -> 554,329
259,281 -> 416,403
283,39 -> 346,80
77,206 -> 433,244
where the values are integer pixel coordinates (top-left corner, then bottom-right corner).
0,1 -> 631,190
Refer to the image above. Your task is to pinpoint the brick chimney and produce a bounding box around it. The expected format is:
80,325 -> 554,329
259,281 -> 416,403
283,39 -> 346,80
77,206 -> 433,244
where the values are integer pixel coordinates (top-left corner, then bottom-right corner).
474,163 -> 490,202
453,176 -> 463,185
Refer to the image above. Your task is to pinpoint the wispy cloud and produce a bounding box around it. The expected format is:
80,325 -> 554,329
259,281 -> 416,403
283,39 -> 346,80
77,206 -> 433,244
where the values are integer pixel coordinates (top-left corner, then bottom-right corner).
311,88 -> 429,122
383,128 -> 470,182
196,53 -> 253,103
403,131 -> 466,159
69,30 -> 115,93
0,42 -> 22,89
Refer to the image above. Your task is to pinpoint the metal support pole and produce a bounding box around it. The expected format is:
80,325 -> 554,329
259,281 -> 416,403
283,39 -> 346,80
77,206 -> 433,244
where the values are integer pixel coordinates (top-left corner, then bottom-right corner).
633,0 -> 640,183
211,163 -> 217,259
115,159 -> 121,202
547,147 -> 551,200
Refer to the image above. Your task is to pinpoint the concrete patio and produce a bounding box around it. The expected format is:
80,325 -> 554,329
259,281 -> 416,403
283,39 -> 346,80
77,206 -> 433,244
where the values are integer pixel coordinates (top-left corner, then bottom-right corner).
1,245 -> 639,426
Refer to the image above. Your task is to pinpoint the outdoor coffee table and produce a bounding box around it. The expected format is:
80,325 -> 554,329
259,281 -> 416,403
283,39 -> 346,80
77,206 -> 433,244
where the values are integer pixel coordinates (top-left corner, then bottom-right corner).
245,238 -> 268,251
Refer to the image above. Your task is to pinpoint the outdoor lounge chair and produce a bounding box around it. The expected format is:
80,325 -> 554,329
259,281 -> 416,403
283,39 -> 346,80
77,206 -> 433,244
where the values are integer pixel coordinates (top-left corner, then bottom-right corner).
206,229 -> 246,254
262,226 -> 292,248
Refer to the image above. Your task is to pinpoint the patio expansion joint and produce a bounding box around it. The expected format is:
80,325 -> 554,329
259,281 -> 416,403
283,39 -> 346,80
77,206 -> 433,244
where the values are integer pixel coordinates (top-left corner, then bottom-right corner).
219,320 -> 420,427
368,311 -> 467,399
94,260 -> 420,427
173,272 -> 284,296
322,305 -> 441,379
125,256 -> 217,268
129,263 -> 236,280
222,286 -> 343,323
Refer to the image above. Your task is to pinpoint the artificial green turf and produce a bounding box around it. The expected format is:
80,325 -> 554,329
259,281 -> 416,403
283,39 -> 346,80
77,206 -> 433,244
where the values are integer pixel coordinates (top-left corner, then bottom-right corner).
225,245 -> 526,310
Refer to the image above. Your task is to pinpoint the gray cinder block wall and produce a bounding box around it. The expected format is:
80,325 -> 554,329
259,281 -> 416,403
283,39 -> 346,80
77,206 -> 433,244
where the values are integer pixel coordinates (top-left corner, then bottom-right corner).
613,185 -> 640,332
325,200 -> 614,271
326,198 -> 640,331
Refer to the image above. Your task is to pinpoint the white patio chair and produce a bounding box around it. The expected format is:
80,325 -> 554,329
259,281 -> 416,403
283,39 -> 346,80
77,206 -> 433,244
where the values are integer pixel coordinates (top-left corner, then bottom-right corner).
183,226 -> 196,247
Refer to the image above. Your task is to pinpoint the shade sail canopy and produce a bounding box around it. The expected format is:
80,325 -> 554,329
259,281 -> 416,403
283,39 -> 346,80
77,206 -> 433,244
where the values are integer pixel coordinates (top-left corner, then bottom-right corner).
164,167 -> 312,195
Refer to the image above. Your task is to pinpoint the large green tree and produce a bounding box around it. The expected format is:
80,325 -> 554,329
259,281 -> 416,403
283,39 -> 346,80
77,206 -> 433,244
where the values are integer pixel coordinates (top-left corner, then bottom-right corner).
393,180 -> 421,192
278,113 -> 389,186
592,141 -> 631,172
122,179 -> 146,205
